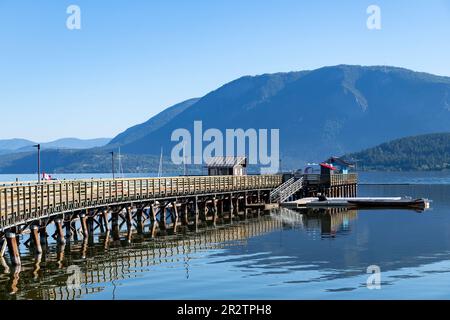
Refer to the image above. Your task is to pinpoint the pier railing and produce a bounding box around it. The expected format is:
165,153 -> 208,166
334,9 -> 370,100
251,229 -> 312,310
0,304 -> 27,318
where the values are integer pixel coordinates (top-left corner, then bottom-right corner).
304,173 -> 358,186
0,175 -> 282,226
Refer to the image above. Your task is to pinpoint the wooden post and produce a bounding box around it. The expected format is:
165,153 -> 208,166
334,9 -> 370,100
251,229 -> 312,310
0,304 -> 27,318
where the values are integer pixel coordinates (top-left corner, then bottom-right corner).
6,232 -> 20,266
219,199 -> 224,220
64,219 -> 72,240
54,218 -> 66,245
183,203 -> 189,226
213,198 -> 218,227
195,197 -> 199,230
80,213 -> 89,238
71,220 -> 78,241
229,194 -> 234,223
30,225 -> 42,254
126,207 -> 133,230
87,214 -> 95,236
136,208 -> 144,234
160,205 -> 167,230
172,202 -> 179,234
112,210 -> 120,241
39,222 -> 48,248
103,210 -> 110,232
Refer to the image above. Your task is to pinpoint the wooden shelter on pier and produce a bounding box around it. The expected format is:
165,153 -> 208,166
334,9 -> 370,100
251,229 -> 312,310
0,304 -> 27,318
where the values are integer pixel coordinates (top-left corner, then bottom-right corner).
205,156 -> 247,176
325,157 -> 355,174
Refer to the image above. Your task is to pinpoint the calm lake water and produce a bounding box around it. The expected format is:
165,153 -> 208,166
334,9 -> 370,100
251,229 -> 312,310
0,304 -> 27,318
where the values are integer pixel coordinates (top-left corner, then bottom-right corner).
1,172 -> 450,300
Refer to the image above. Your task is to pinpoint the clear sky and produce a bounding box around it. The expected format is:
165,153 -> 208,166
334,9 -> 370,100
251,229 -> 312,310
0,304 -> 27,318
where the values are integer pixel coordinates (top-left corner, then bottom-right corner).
1,0 -> 450,142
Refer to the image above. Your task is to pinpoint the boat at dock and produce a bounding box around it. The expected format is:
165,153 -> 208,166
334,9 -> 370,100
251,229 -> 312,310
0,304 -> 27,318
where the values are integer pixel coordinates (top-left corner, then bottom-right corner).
282,197 -> 431,211
347,198 -> 430,210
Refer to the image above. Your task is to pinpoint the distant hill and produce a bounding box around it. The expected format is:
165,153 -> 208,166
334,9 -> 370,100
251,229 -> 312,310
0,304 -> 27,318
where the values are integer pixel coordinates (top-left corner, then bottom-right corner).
0,139 -> 35,152
109,98 -> 200,146
111,65 -> 450,168
39,138 -> 111,150
345,133 -> 450,171
0,149 -> 184,174
0,137 -> 111,155
3,65 -> 450,173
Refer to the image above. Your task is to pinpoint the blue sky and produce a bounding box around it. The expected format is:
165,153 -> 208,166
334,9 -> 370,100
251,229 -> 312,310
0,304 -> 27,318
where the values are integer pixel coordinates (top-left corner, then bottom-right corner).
1,0 -> 450,141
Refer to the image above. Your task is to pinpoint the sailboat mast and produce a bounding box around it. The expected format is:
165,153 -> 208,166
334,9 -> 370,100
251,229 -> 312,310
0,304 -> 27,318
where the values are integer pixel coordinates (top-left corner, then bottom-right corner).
158,147 -> 163,178
118,147 -> 124,178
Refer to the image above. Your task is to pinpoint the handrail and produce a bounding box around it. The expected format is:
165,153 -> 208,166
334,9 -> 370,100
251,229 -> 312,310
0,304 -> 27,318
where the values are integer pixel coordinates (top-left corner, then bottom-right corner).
270,177 -> 295,198
0,174 -> 283,228
279,177 -> 304,203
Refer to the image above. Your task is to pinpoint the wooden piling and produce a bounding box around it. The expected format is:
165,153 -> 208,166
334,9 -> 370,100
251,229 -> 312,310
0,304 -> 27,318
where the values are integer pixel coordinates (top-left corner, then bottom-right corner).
80,213 -> 89,238
183,204 -> 189,226
39,222 -> 48,248
160,206 -> 167,230
30,225 -> 42,254
103,210 -> 110,232
126,207 -> 133,229
6,232 -> 20,266
111,210 -> 120,241
172,203 -> 179,234
194,197 -> 199,230
213,198 -> 218,227
64,219 -> 72,240
54,218 -> 66,245
229,194 -> 234,223
136,208 -> 144,234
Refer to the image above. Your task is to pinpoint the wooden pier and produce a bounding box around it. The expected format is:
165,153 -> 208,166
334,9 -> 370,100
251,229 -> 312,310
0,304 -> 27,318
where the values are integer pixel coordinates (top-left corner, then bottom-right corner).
302,173 -> 358,198
1,208 -> 352,299
0,173 -> 358,267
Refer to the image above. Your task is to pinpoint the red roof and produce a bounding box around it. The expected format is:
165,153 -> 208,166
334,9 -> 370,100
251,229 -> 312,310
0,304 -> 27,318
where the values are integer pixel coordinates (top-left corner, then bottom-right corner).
320,163 -> 337,170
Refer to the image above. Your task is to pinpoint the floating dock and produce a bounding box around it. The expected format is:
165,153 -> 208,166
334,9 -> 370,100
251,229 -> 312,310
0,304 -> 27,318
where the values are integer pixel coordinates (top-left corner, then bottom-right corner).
282,197 -> 431,211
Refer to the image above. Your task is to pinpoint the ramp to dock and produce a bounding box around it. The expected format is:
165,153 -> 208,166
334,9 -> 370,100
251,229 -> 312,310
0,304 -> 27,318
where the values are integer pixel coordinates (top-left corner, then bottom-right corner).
270,177 -> 304,203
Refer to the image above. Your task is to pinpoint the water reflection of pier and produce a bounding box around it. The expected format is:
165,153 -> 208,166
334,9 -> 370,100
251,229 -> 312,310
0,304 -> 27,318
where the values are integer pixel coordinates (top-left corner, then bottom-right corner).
273,208 -> 358,238
0,208 -> 358,300
0,211 -> 302,300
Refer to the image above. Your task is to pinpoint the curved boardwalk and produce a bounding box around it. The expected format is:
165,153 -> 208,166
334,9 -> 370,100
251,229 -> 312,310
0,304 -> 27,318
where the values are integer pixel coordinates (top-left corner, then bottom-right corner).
0,175 -> 282,266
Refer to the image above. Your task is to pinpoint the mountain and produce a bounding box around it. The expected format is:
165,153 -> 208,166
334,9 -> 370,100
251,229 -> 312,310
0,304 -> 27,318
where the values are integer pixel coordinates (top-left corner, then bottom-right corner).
1,137 -> 111,154
0,149 -> 184,174
111,65 -> 450,168
3,65 -> 450,173
37,138 -> 111,150
0,139 -> 35,153
345,133 -> 450,171
109,98 -> 200,146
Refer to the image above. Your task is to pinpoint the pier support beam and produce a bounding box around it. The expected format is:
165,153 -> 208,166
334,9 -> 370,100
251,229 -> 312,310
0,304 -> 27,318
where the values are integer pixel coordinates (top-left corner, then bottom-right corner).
111,210 -> 120,241
103,210 -> 110,232
195,197 -> 199,230
39,223 -> 48,248
126,207 -> 133,229
160,206 -> 167,231
172,203 -> 179,234
54,218 -> 66,245
6,232 -> 20,266
183,204 -> 189,226
136,208 -> 144,234
64,218 -> 72,240
30,225 -> 42,254
213,198 -> 218,227
150,204 -> 158,238
80,213 -> 89,239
